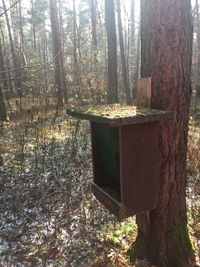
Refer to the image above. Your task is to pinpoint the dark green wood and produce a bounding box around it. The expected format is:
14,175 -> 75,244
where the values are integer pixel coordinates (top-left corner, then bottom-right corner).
66,104 -> 172,126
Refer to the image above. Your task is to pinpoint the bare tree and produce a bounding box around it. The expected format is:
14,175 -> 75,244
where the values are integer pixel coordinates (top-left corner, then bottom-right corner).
90,0 -> 97,66
105,0 -> 118,103
2,0 -> 21,99
117,0 -> 131,104
0,86 -> 7,123
49,0 -> 67,107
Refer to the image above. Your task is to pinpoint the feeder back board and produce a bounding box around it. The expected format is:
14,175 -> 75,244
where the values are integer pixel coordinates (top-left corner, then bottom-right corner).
66,104 -> 171,219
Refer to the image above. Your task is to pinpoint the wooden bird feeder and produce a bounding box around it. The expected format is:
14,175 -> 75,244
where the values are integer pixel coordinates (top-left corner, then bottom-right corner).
66,104 -> 171,219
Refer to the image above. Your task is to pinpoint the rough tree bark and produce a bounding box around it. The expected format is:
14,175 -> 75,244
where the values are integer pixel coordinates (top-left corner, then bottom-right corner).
105,0 -> 118,104
130,0 -> 194,266
195,0 -> 200,98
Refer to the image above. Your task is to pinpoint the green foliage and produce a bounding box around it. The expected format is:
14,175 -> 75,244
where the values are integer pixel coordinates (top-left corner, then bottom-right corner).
190,207 -> 200,221
102,219 -> 137,249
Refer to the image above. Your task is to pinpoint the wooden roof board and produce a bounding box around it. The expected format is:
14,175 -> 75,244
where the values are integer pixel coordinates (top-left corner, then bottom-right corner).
66,104 -> 172,126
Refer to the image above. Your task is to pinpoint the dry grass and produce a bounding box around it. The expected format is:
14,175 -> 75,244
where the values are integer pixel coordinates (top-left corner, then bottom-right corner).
0,97 -> 199,266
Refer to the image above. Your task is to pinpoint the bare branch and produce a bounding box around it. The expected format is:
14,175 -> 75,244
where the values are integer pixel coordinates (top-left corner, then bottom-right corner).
0,35 -> 91,77
0,0 -> 21,17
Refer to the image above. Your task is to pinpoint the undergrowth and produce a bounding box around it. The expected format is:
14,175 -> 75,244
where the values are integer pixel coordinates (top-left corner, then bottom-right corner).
0,99 -> 199,266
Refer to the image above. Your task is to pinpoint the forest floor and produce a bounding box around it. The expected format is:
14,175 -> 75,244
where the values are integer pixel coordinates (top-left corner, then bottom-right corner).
0,102 -> 199,266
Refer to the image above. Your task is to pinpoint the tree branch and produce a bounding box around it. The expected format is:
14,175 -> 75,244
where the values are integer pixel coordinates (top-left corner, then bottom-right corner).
0,0 -> 21,17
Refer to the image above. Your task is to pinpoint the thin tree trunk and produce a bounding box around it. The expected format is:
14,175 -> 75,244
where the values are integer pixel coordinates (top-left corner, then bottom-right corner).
130,0 -> 194,266
0,23 -> 13,95
0,36 -> 8,93
49,0 -> 66,108
18,0 -> 25,95
57,0 -> 68,102
2,0 -> 21,96
132,21 -> 140,98
31,0 -> 37,51
91,0 -> 97,48
0,86 -> 7,122
42,31 -> 48,91
105,0 -> 118,104
129,0 -> 136,95
73,0 -> 79,82
90,0 -> 98,67
117,0 -> 131,104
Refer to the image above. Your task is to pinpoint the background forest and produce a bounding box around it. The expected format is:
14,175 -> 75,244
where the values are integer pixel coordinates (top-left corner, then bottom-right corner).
0,0 -> 199,266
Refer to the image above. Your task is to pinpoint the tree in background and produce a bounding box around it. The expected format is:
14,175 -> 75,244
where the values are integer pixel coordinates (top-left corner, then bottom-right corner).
2,0 -> 21,98
0,34 -> 8,94
90,0 -> 97,66
129,0 -> 140,98
130,0 -> 194,266
0,86 -> 7,122
117,0 -> 131,104
0,0 -> 141,107
105,0 -> 118,104
72,0 -> 79,82
0,29 -> 7,122
49,0 -> 67,108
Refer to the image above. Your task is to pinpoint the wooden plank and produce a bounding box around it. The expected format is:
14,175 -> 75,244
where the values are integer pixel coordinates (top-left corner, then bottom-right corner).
121,122 -> 160,214
66,104 -> 171,127
91,183 -> 132,220
137,77 -> 152,108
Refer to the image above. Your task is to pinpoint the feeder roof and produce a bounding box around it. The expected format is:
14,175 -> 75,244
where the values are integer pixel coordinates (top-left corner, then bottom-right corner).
66,104 -> 171,126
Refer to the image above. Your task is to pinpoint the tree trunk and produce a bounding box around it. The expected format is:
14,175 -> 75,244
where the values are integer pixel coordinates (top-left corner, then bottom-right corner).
0,33 -> 8,115
117,0 -> 131,104
2,0 -> 21,96
18,0 -> 26,97
132,21 -> 140,99
42,30 -> 49,100
195,0 -> 200,98
129,0 -> 137,98
0,36 -> 8,94
49,0 -> 66,108
0,86 -> 7,122
91,0 -> 97,48
90,0 -> 98,67
130,0 -> 194,266
105,0 -> 118,104
72,0 -> 79,82
31,0 -> 37,51
0,23 -> 13,96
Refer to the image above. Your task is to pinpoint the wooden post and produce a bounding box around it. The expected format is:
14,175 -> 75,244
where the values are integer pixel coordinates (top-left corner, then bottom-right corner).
137,77 -> 152,108
136,76 -> 152,228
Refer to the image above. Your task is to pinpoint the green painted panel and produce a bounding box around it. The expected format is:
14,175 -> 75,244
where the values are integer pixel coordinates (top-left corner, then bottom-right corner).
95,123 -> 120,188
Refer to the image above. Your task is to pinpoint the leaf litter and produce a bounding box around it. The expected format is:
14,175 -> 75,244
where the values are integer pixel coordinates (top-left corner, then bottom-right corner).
0,110 -> 134,267
0,110 -> 199,266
